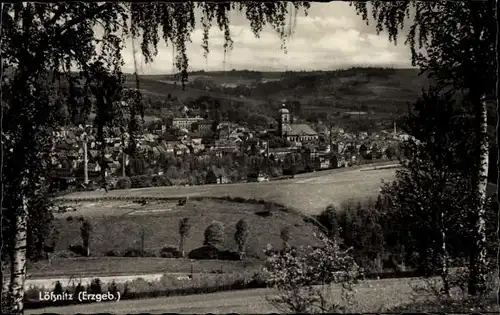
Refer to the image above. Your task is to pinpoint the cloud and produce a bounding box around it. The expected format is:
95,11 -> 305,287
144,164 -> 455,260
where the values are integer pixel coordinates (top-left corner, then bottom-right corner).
121,2 -> 414,74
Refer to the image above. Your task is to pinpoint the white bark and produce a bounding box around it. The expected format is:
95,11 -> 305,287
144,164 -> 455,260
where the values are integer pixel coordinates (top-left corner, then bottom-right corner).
83,139 -> 89,184
8,181 -> 29,314
469,94 -> 489,295
440,210 -> 450,296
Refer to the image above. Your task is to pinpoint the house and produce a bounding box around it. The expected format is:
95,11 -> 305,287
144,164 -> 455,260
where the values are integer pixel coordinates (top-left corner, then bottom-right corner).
172,117 -> 204,130
206,168 -> 230,184
247,172 -> 269,182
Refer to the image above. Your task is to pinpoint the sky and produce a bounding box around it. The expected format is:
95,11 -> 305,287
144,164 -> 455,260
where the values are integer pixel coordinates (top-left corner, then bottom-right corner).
120,2 -> 414,74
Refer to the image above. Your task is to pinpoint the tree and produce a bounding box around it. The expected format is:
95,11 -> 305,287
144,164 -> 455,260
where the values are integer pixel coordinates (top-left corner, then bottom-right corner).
79,218 -> 92,257
264,233 -> 361,313
352,0 -> 496,296
381,89 -> 481,294
234,219 -> 250,259
280,227 -> 291,247
384,146 -> 396,161
204,221 -> 225,248
52,281 -> 63,296
1,2 -> 311,313
178,218 -> 191,258
317,205 -> 340,240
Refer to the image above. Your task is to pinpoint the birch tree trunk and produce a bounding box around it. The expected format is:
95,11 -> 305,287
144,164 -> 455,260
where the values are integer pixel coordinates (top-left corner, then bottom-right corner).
468,95 -> 489,295
8,179 -> 29,314
440,210 -> 450,296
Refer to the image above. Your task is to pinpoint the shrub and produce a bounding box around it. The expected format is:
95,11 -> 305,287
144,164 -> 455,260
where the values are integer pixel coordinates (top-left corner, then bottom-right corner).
218,249 -> 241,261
203,221 -> 225,247
160,245 -> 183,258
152,175 -> 172,187
53,281 -> 63,295
68,244 -> 87,256
116,177 -> 132,189
105,249 -> 121,257
188,245 -> 219,260
317,204 -> 341,239
88,278 -> 102,295
123,248 -> 146,257
130,175 -> 153,188
178,218 -> 192,257
79,218 -> 92,257
280,227 -> 291,245
74,282 -> 85,296
263,233 -> 362,313
234,219 -> 250,258
108,280 -> 119,296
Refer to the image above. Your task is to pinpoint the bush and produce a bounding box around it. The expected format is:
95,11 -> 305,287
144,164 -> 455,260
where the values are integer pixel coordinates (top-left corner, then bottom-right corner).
105,249 -> 121,257
68,244 -> 87,256
123,248 -> 146,257
116,177 -> 132,189
188,245 -> 219,260
53,281 -> 63,295
88,278 -> 102,295
74,282 -> 85,296
203,221 -> 225,247
317,204 -> 341,238
160,245 -> 183,258
152,175 -> 172,187
130,175 -> 153,188
264,233 -> 362,313
108,280 -> 119,297
187,246 -> 240,261
218,249 -> 241,261
235,219 -> 250,258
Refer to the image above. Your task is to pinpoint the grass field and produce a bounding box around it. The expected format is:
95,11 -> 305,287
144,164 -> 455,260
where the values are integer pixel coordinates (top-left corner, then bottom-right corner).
58,164 -> 398,215
27,256 -> 261,278
51,198 -> 320,262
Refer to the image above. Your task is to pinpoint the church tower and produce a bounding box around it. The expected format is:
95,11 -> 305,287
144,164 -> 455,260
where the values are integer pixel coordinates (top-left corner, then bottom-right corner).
278,104 -> 291,137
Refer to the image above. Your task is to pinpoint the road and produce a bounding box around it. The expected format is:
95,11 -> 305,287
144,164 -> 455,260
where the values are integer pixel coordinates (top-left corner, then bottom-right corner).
26,277 -> 432,314
58,162 -> 399,215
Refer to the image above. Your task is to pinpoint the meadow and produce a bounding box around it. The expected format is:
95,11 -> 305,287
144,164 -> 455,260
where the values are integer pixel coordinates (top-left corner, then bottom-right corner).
58,164 -> 398,215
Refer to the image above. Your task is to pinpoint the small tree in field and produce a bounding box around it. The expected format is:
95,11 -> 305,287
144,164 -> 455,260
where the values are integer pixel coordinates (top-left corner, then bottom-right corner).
264,233 -> 361,313
178,218 -> 192,258
234,219 -> 250,259
280,227 -> 291,248
79,218 -> 92,257
204,221 -> 225,248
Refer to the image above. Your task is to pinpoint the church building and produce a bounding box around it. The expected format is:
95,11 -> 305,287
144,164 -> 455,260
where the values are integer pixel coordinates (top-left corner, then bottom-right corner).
277,104 -> 318,143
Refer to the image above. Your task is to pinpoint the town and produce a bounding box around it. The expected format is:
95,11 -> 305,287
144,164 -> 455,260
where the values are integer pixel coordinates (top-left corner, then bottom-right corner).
50,100 -> 405,192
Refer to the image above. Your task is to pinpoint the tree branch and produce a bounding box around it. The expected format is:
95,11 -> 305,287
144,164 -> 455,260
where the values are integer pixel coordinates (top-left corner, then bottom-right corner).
60,3 -> 116,36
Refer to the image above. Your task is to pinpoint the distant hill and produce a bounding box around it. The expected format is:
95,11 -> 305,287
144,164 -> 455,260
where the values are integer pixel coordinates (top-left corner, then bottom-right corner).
125,68 -> 427,116
123,67 -> 428,131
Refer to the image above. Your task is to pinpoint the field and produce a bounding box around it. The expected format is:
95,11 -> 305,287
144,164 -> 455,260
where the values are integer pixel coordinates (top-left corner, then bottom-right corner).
58,164 -> 399,215
33,197 -> 322,278
27,256 -> 262,278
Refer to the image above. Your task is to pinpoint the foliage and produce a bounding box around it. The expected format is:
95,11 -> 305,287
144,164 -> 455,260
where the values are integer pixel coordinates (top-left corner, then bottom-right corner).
316,205 -> 340,240
178,218 -> 192,257
203,221 -> 225,247
80,218 -> 92,257
52,281 -> 63,296
116,176 -> 132,189
380,88 -> 485,294
280,227 -> 291,245
108,280 -> 119,297
160,245 -> 183,258
352,0 -> 496,296
88,278 -> 102,295
263,233 -> 361,313
234,219 -> 250,257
